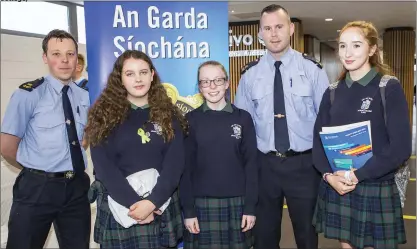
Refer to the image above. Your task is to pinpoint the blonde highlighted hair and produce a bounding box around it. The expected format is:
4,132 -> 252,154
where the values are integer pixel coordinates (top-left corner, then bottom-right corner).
197,60 -> 230,100
197,60 -> 229,82
337,21 -> 393,81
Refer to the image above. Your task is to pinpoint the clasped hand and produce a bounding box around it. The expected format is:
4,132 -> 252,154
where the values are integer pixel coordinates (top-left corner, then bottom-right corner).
128,200 -> 159,225
327,170 -> 358,195
185,215 -> 256,234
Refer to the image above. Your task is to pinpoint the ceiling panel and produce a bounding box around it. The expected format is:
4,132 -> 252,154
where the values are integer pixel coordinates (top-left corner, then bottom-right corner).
228,1 -> 416,42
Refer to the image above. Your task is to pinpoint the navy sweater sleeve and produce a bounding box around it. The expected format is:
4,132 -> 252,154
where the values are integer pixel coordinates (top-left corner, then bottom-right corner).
240,110 -> 259,215
312,88 -> 333,175
179,114 -> 198,219
90,136 -> 141,209
146,119 -> 186,209
355,81 -> 412,182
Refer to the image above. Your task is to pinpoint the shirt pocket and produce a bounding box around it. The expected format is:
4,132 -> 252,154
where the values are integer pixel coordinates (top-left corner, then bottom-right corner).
251,85 -> 272,141
32,104 -> 66,150
251,85 -> 273,119
289,84 -> 316,121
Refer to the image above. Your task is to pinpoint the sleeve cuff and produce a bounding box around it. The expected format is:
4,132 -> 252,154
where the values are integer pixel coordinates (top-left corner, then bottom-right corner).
243,202 -> 256,216
354,168 -> 367,182
183,207 -> 197,219
146,193 -> 165,211
1,131 -> 23,139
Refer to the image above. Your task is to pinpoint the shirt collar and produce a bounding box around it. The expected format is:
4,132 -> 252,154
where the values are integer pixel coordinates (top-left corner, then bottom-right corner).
266,47 -> 294,71
131,102 -> 149,110
45,74 -> 76,94
345,67 -> 378,88
202,101 -> 233,113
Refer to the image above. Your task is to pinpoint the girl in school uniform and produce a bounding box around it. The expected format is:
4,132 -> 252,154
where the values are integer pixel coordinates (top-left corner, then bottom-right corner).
312,21 -> 411,249
85,50 -> 188,249
180,61 -> 258,249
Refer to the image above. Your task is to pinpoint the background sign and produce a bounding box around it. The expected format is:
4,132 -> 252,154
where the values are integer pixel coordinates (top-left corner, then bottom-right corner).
84,1 -> 229,114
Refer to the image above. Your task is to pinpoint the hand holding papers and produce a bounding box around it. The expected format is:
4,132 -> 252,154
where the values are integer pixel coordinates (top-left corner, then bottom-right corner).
107,168 -> 171,228
319,121 -> 372,172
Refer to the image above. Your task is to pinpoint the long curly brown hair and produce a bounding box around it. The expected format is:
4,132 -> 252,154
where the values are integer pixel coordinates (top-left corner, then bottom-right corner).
85,50 -> 188,146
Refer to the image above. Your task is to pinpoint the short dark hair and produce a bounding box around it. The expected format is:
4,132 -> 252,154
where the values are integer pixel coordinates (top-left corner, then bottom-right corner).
42,29 -> 78,54
260,4 -> 290,18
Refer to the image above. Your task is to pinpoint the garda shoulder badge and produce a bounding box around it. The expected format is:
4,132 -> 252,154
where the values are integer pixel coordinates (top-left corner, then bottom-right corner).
302,53 -> 322,69
241,58 -> 260,75
19,77 -> 45,92
76,79 -> 89,91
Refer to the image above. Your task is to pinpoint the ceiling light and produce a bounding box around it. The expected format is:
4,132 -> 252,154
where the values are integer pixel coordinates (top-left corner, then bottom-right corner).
229,10 -> 234,13
337,30 -> 341,32
325,18 -> 333,21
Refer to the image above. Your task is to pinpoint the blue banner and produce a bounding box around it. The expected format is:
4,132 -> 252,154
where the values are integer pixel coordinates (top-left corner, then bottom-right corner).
84,1 -> 229,114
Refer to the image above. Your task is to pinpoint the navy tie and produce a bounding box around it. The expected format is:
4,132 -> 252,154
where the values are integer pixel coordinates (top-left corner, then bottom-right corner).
62,85 -> 85,174
273,61 -> 290,153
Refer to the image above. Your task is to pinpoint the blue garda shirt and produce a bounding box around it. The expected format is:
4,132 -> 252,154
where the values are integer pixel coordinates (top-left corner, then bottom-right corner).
234,48 -> 330,153
1,75 -> 90,172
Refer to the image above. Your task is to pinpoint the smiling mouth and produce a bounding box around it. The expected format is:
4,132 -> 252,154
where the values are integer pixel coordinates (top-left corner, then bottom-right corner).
345,60 -> 355,64
134,85 -> 144,90
208,92 -> 220,97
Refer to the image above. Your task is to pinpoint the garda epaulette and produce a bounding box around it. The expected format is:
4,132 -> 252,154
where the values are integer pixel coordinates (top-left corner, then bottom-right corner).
19,77 -> 44,92
241,58 -> 260,75
302,53 -> 322,69
75,79 -> 89,91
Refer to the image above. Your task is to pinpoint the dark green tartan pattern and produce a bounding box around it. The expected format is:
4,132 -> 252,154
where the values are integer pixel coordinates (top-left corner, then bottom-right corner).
89,180 -> 183,249
313,179 -> 406,249
183,196 -> 254,249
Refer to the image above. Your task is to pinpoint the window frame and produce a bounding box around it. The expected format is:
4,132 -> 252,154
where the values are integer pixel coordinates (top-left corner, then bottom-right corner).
0,1 -> 83,42
76,5 -> 86,44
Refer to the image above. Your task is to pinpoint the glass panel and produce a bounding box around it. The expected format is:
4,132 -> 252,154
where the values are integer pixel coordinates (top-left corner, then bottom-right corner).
1,2 -> 69,35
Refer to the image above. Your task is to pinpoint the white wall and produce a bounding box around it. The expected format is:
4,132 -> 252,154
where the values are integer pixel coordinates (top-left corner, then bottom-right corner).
0,33 -> 98,248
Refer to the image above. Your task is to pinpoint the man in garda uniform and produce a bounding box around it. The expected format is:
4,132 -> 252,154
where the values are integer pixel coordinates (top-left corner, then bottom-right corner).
1,29 -> 91,249
234,5 -> 329,249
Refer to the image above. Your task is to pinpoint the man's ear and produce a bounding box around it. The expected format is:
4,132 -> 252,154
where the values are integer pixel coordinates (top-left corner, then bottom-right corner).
42,53 -> 48,64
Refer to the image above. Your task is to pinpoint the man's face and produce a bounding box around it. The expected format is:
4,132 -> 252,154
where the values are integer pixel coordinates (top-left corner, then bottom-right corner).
42,38 -> 77,82
259,10 -> 294,55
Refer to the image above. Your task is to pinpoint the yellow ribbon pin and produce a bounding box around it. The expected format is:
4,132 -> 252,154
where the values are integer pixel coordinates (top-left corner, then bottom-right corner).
137,128 -> 150,144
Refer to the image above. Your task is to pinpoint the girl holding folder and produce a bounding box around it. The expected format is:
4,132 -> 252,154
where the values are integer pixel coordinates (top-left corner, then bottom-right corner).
312,21 -> 411,249
85,50 -> 188,249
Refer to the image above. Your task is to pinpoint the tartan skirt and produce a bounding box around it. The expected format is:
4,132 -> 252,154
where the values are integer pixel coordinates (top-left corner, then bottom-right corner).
183,196 -> 254,249
88,180 -> 183,249
313,179 -> 406,249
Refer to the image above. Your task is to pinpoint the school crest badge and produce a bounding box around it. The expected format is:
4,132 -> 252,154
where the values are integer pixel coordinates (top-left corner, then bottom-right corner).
151,122 -> 163,136
358,97 -> 373,113
231,124 -> 242,139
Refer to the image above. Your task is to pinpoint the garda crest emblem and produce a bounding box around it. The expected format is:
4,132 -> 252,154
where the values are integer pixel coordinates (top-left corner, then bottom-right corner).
231,124 -> 242,139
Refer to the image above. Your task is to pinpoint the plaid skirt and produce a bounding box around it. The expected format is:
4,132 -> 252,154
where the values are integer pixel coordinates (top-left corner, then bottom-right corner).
313,179 -> 406,249
183,196 -> 254,249
88,180 -> 183,249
